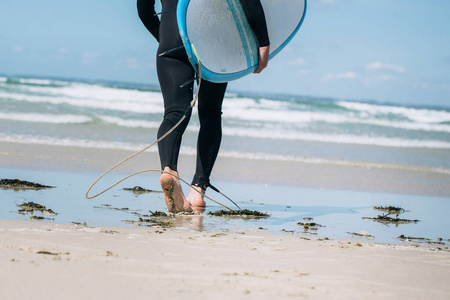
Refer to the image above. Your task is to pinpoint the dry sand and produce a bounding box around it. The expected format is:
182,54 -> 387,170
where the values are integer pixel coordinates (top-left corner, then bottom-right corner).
1,219 -> 449,300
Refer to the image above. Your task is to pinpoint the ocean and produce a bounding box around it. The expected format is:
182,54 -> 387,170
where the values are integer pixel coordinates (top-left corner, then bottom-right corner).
1,75 -> 450,175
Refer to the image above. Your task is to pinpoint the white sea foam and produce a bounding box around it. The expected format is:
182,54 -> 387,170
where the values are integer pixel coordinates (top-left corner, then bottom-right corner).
98,115 -> 160,129
1,133 -> 448,175
17,78 -> 55,85
223,127 -> 450,149
223,104 -> 450,133
0,112 -> 91,124
0,133 -> 158,152
219,150 -> 450,175
225,108 -> 352,123
0,91 -> 163,114
2,76 -> 450,156
337,101 -> 450,124
222,107 -> 450,133
2,79 -> 164,113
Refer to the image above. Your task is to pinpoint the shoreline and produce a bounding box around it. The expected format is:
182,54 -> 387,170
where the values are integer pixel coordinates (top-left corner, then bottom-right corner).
1,140 -> 449,245
1,141 -> 449,198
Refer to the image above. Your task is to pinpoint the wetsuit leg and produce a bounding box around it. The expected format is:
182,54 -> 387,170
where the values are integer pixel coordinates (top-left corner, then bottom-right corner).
156,0 -> 228,188
191,80 -> 228,189
156,0 -> 195,172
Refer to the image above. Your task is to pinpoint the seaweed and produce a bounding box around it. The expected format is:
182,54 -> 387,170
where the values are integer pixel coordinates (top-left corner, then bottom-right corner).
149,210 -> 168,217
36,250 -> 68,256
16,202 -> 58,216
122,220 -> 137,225
363,205 -> 419,226
397,235 -> 447,245
297,222 -> 323,231
94,204 -> 130,211
211,233 -> 227,237
138,217 -> 174,228
123,186 -> 161,194
373,206 -> 406,215
1,179 -> 54,190
136,211 -> 174,228
398,235 -> 431,242
348,232 -> 375,239
30,216 -> 54,221
208,209 -> 269,218
362,214 -> 419,225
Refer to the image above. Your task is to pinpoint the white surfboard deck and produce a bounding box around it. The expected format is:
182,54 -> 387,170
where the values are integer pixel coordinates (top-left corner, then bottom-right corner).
177,0 -> 307,83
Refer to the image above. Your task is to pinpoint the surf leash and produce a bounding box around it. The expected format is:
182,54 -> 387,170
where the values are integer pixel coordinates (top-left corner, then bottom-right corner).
85,61 -> 240,211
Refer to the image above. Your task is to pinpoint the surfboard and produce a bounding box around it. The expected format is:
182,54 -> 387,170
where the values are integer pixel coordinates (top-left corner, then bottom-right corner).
177,0 -> 307,83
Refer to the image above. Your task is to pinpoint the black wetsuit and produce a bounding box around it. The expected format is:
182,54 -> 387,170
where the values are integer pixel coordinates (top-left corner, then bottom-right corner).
137,0 -> 269,190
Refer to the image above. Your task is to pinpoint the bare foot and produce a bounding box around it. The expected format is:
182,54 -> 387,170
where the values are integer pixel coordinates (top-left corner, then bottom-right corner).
160,168 -> 192,213
187,186 -> 206,213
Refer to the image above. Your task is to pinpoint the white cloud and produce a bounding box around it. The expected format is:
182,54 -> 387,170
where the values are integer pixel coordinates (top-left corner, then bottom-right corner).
114,57 -> 140,70
53,48 -> 70,60
361,74 -> 400,87
366,62 -> 406,73
322,72 -> 357,81
12,46 -> 23,52
81,52 -> 99,66
288,57 -> 306,67
59,47 -> 70,54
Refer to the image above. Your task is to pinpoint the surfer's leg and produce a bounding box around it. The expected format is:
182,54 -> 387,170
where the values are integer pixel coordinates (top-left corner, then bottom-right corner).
188,80 -> 228,209
156,36 -> 196,212
156,53 -> 195,212
156,64 -> 193,213
156,56 -> 193,172
155,0 -> 198,212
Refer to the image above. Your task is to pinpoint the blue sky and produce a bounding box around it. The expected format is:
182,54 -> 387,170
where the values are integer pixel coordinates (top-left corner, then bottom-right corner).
1,0 -> 450,107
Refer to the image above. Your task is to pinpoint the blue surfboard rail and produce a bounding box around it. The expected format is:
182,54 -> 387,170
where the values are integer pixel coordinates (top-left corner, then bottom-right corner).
177,0 -> 307,83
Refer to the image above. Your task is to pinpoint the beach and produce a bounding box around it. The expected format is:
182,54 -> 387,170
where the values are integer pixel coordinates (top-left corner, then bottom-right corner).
1,140 -> 450,299
1,76 -> 450,299
1,219 -> 449,300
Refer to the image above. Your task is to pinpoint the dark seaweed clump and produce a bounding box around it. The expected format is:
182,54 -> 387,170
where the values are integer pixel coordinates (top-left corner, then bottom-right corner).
122,211 -> 172,228
138,217 -> 174,228
123,186 -> 161,194
397,235 -> 448,245
297,222 -> 323,231
208,209 -> 270,218
362,215 -> 419,225
1,179 -> 54,190
373,206 -> 406,215
149,210 -> 168,217
17,201 -> 58,216
363,205 -> 419,226
16,201 -> 58,221
138,211 -> 173,228
93,204 -> 129,211
348,232 -> 375,239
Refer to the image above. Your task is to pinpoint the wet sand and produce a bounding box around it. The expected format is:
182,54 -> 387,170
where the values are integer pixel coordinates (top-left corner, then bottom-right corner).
1,141 -> 450,299
2,141 -> 450,197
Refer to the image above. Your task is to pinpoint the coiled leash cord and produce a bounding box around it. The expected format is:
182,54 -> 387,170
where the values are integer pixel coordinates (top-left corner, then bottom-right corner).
85,62 -> 240,211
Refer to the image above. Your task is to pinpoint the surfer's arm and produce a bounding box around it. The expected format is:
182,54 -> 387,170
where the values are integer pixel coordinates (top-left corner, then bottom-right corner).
239,0 -> 270,47
137,0 -> 160,42
254,45 -> 269,74
240,0 -> 270,73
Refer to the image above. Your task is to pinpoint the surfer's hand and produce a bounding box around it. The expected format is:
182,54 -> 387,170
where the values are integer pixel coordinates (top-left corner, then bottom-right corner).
253,45 -> 270,74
